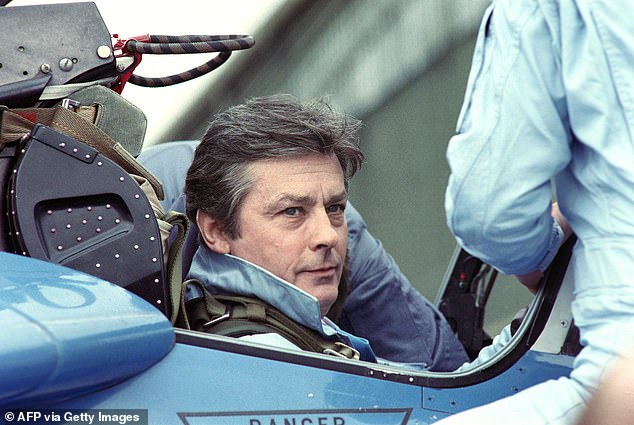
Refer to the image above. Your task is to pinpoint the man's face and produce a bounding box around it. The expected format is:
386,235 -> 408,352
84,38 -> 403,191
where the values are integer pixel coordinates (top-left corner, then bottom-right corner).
200,152 -> 348,316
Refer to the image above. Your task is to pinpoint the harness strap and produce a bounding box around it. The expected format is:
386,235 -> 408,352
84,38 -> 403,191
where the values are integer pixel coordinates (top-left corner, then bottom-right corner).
0,105 -> 163,199
162,211 -> 189,324
181,279 -> 359,360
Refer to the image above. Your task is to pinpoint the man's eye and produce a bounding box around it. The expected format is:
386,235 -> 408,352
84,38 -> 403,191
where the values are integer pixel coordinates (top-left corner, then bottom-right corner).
327,204 -> 345,214
283,207 -> 300,216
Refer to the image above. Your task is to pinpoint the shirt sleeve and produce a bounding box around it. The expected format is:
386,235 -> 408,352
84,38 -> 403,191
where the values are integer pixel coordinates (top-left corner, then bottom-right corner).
342,204 -> 469,371
445,2 -> 571,275
138,141 -> 200,278
137,140 -> 199,211
455,324 -> 514,372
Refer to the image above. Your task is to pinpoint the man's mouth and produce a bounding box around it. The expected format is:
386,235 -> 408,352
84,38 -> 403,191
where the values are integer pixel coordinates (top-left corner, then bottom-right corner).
301,264 -> 338,277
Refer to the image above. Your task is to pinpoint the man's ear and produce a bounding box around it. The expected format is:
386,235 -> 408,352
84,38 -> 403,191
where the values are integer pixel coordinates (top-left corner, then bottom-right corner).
196,210 -> 231,254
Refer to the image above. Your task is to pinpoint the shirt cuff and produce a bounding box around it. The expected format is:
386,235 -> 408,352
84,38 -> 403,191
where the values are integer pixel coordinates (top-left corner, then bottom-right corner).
535,220 -> 566,272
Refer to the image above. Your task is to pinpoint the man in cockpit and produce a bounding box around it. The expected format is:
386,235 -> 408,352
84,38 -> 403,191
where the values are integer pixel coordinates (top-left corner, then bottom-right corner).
139,94 -> 469,370
184,93 -> 373,359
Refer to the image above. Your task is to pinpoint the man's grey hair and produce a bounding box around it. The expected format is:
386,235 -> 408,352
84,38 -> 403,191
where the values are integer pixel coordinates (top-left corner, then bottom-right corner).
185,94 -> 365,238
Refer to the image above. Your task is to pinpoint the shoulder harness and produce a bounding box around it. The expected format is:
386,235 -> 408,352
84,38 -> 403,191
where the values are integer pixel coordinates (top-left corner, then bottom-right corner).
181,279 -> 360,360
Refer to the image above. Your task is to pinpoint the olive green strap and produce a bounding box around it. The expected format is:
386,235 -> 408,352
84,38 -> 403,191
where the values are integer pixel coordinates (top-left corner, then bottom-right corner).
181,284 -> 359,360
177,278 -> 229,329
0,106 -> 164,199
163,211 -> 189,324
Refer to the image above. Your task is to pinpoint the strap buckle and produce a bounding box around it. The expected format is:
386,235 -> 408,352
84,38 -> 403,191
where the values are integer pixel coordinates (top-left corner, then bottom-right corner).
202,305 -> 231,328
61,98 -> 81,111
323,342 -> 360,360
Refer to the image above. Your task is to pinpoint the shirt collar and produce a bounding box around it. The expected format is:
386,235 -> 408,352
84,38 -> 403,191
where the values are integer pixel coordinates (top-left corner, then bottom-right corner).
187,247 -> 337,337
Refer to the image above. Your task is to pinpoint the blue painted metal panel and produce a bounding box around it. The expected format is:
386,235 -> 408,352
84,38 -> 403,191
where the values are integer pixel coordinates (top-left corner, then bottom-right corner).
0,253 -> 174,407
0,256 -> 575,424
53,342 -> 425,423
34,338 -> 573,424
423,351 -> 574,415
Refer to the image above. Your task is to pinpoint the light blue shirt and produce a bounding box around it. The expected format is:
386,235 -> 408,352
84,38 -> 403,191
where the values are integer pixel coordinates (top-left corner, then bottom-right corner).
443,0 -> 634,423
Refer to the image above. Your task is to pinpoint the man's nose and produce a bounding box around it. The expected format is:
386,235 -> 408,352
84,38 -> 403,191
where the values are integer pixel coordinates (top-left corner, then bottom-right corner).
309,210 -> 340,250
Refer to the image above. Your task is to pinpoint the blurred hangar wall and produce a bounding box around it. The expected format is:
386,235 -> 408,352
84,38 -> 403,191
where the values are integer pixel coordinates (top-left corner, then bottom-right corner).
159,0 -> 492,301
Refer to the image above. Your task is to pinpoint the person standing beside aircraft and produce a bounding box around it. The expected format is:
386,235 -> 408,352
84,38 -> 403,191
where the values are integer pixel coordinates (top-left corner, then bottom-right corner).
440,0 -> 634,424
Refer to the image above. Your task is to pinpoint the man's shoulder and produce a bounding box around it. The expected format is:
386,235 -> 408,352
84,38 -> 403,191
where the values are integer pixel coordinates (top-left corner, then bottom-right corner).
138,140 -> 199,163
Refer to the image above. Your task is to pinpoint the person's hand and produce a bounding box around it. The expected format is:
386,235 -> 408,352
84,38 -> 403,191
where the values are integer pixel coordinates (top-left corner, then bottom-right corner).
551,202 -> 572,241
515,203 -> 571,293
516,270 -> 543,294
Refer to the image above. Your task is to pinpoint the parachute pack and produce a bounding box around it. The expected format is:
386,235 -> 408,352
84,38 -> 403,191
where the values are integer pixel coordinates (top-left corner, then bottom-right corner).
0,93 -> 188,320
0,2 -> 253,323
